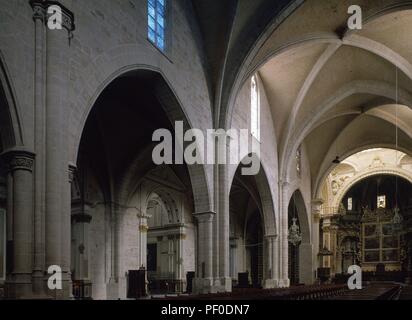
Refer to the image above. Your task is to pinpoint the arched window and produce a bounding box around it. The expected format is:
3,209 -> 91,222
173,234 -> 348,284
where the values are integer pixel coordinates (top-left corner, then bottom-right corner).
148,0 -> 167,51
251,75 -> 260,141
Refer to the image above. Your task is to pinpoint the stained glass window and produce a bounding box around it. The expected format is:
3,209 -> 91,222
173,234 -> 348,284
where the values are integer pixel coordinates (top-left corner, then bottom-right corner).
148,0 -> 166,51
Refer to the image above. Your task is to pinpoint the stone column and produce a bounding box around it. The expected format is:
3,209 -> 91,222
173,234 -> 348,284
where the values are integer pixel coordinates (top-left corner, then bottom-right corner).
264,234 -> 279,288
329,225 -> 338,277
311,199 -> 323,281
61,164 -> 76,298
137,212 -> 149,297
137,213 -> 150,268
193,212 -> 215,294
218,163 -> 231,291
41,1 -> 75,298
5,169 -> 13,275
175,230 -> 185,293
229,238 -> 237,281
299,243 -> 314,284
3,150 -> 35,299
30,1 -> 47,297
279,181 -> 290,287
71,204 -> 92,282
322,218 -> 332,268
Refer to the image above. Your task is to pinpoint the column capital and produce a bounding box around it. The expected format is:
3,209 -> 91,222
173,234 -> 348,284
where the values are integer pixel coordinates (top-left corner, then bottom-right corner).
1,149 -> 35,173
193,211 -> 216,223
29,0 -> 75,33
311,198 -> 324,221
30,0 -> 46,21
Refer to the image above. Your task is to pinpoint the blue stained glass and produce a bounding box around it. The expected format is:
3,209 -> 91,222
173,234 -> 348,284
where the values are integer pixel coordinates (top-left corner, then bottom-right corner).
157,3 -> 165,16
157,24 -> 164,35
158,15 -> 164,28
157,38 -> 164,50
148,27 -> 156,42
148,16 -> 155,30
148,5 -> 155,18
148,0 -> 166,51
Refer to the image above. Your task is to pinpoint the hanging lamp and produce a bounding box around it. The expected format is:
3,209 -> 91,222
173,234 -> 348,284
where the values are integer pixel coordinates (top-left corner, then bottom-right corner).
288,193 -> 302,246
332,156 -> 341,164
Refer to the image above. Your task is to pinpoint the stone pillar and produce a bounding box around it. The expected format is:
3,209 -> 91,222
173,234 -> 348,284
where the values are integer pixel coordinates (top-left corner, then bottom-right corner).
137,213 -> 150,268
30,1 -> 47,298
5,169 -> 13,275
71,204 -> 92,282
41,1 -> 74,298
322,218 -> 332,269
299,243 -> 314,284
218,164 -> 231,292
61,164 -> 76,298
137,212 -> 149,297
229,238 -> 237,281
279,181 -> 290,287
107,203 -> 121,300
3,150 -> 35,299
264,234 -> 279,288
193,212 -> 215,294
175,231 -> 185,293
311,199 -> 323,281
330,225 -> 338,277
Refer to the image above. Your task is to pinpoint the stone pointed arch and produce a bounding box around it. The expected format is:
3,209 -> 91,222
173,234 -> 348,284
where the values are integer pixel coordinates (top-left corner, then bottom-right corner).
315,146 -> 412,204
230,153 -> 277,236
146,188 -> 180,225
75,68 -> 212,214
288,189 -> 310,244
0,51 -> 23,150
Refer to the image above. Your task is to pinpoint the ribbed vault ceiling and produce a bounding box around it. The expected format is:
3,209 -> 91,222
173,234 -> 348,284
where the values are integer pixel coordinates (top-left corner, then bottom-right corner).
249,0 -> 412,191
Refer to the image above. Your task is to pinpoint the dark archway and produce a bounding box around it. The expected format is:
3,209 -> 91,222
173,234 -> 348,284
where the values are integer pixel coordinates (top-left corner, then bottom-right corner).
245,211 -> 264,288
73,70 -> 199,299
0,56 -> 22,295
288,197 -> 300,285
229,162 -> 269,289
342,175 -> 412,213
288,190 -> 311,285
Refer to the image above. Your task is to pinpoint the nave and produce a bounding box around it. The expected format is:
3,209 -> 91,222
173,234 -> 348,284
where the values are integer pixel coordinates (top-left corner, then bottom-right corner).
1,0 -> 412,300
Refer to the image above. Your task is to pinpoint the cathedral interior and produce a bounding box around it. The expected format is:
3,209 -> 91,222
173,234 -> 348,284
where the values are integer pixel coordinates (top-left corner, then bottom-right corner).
1,0 -> 412,300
